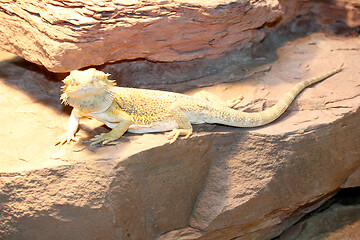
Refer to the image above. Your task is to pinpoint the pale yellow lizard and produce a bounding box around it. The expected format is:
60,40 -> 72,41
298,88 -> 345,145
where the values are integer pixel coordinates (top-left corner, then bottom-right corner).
56,64 -> 343,146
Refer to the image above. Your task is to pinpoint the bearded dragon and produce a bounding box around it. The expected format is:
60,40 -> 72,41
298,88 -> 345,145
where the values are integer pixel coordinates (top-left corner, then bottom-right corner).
56,64 -> 343,146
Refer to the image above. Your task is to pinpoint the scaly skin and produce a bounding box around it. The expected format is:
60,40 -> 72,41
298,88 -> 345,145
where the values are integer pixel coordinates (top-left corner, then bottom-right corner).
56,64 -> 343,146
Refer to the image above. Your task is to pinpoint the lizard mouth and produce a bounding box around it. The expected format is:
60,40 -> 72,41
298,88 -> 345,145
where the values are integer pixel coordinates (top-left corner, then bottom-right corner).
60,86 -> 114,109
61,86 -> 108,101
60,88 -> 89,105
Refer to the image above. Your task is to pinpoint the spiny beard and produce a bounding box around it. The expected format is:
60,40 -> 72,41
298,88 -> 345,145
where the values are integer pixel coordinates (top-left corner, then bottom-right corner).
60,92 -> 70,105
61,90 -> 115,113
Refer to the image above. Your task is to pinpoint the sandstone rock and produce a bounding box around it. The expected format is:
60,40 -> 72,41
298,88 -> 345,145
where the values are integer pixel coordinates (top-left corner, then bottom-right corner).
1,0 -> 359,74
0,0 -> 280,72
342,167 -> 360,188
279,203 -> 360,240
0,32 -> 359,240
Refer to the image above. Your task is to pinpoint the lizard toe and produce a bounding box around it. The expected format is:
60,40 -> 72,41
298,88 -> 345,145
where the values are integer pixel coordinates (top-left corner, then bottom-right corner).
167,129 -> 192,143
55,133 -> 75,145
90,132 -> 118,146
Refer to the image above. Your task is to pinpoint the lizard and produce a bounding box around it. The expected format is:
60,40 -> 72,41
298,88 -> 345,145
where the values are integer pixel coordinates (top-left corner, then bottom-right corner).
56,64 -> 343,146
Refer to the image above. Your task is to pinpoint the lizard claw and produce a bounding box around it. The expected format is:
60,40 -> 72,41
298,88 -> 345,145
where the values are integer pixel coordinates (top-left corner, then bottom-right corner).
55,133 -> 75,145
227,95 -> 244,108
167,129 -> 192,144
90,132 -> 117,146
168,130 -> 181,144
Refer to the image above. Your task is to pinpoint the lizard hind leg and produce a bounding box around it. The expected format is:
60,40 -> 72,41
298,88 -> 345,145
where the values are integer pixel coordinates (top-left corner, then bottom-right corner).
226,95 -> 244,109
168,103 -> 193,144
193,91 -> 243,109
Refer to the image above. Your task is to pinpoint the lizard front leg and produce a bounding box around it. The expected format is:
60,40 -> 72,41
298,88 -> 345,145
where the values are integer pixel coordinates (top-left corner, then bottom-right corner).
56,108 -> 80,145
90,110 -> 132,146
168,103 -> 193,144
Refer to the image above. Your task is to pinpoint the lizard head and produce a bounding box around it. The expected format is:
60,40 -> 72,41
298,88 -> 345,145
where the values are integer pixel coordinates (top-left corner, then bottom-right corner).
60,68 -> 116,104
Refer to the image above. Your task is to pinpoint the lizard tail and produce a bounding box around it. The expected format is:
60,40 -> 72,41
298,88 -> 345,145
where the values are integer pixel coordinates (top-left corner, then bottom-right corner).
214,64 -> 343,127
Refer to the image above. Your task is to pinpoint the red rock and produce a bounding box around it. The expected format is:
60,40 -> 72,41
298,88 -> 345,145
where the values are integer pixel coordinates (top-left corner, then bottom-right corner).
1,0 -> 359,73
0,32 -> 359,239
0,0 -> 280,72
280,204 -> 360,239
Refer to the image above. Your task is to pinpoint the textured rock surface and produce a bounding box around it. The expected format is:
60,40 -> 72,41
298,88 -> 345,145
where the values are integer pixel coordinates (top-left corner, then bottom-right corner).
0,32 -> 360,240
1,0 -> 359,73
0,0 -> 279,72
342,167 -> 360,188
280,203 -> 360,240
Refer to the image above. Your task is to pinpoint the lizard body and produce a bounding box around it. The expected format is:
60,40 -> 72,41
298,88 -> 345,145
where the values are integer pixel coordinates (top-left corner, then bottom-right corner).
56,64 -> 343,145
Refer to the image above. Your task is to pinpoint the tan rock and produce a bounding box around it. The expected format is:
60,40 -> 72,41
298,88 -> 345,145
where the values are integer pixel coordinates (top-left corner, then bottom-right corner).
280,204 -> 360,240
1,0 -> 359,74
0,32 -> 359,240
0,0 -> 280,72
342,166 -> 360,188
